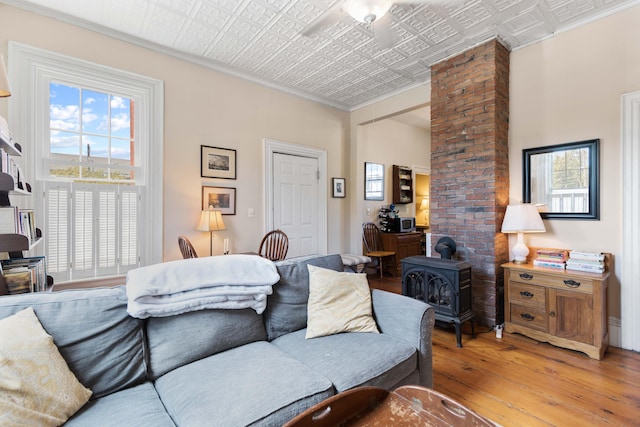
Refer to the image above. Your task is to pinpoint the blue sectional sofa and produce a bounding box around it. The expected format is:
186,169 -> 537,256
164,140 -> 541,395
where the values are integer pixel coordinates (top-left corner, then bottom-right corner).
0,254 -> 435,426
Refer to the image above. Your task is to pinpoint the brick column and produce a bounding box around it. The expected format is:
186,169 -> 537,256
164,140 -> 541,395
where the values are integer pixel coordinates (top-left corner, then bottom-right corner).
430,39 -> 510,327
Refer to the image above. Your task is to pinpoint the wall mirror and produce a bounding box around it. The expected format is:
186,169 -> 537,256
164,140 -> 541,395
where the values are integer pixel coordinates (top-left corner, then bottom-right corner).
364,162 -> 384,201
523,139 -> 599,220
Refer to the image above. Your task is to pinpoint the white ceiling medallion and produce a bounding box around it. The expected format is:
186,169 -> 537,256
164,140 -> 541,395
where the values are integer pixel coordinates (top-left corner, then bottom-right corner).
344,0 -> 394,23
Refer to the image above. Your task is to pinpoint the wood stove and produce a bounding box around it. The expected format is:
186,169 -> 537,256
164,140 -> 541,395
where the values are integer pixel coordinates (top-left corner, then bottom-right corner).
401,255 -> 475,347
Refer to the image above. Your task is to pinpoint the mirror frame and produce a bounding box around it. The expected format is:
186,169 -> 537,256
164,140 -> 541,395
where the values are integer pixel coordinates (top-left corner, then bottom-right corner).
364,162 -> 385,201
523,139 -> 600,220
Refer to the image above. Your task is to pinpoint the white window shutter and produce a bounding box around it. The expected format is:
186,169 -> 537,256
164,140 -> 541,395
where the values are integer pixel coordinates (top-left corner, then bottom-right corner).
73,184 -> 95,279
97,185 -> 118,276
120,187 -> 139,271
45,182 -> 71,283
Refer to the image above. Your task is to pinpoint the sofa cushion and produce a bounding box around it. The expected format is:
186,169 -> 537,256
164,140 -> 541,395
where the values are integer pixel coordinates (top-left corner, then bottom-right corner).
0,308 -> 92,427
306,265 -> 379,339
272,328 -> 417,392
146,308 -> 267,379
265,254 -> 344,340
155,341 -> 333,426
0,287 -> 146,399
65,382 -> 175,427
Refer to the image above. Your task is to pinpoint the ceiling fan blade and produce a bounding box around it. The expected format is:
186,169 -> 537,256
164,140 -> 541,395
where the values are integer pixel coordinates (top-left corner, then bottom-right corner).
372,13 -> 396,48
301,5 -> 345,37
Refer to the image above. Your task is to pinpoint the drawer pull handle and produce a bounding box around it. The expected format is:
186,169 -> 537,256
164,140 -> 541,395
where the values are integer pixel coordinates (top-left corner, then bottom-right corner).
521,313 -> 535,321
520,291 -> 534,298
549,311 -> 556,318
564,279 -> 581,288
519,273 -> 534,281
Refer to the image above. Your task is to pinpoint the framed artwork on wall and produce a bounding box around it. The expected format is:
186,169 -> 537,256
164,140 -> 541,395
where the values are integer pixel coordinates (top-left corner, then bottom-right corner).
332,178 -> 346,198
202,186 -> 236,215
201,145 -> 236,179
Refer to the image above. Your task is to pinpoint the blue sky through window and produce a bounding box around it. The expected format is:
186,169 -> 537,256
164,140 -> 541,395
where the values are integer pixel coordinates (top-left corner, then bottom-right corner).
50,83 -> 132,162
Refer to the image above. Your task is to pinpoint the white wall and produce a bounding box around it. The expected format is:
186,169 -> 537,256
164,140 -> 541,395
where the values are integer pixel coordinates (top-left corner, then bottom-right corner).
0,4 -> 349,261
359,118 -> 430,223
509,3 -> 640,321
349,86 -> 431,253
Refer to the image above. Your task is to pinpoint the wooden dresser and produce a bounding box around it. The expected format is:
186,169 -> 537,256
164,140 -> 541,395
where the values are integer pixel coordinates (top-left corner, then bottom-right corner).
502,262 -> 609,360
381,232 -> 422,274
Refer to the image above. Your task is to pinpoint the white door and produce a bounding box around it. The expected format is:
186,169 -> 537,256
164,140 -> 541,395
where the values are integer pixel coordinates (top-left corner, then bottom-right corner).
272,153 -> 319,258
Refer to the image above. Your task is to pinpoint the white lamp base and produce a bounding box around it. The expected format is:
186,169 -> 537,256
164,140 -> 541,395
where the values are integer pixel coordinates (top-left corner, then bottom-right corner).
512,231 -> 529,264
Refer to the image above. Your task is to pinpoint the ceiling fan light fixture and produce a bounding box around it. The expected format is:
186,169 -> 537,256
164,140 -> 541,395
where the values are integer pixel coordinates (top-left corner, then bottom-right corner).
344,0 -> 394,24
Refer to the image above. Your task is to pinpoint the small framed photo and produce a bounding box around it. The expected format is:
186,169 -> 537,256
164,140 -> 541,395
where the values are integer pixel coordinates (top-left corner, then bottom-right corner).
201,145 -> 236,179
202,186 -> 236,215
332,177 -> 346,198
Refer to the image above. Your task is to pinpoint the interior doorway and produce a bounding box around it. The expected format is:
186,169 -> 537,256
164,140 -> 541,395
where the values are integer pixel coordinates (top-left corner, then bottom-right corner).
264,138 -> 327,258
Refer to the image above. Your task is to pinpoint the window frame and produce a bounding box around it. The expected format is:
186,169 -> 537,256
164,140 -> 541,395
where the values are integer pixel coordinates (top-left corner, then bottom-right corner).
8,42 -> 164,279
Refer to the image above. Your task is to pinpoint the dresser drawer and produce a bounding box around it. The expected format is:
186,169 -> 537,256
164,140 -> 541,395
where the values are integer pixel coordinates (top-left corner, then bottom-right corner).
510,303 -> 547,332
510,282 -> 545,306
509,269 -> 593,294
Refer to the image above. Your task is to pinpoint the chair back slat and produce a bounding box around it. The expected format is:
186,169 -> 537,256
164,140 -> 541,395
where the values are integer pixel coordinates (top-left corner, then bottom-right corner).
259,229 -> 289,261
362,222 -> 383,253
178,235 -> 198,259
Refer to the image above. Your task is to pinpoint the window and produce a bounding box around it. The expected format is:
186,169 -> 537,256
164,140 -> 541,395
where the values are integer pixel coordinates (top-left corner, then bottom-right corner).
9,42 -> 163,283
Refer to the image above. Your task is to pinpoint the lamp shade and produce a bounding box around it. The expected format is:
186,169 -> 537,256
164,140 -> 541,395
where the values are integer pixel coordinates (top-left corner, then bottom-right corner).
0,54 -> 11,97
197,209 -> 226,232
419,197 -> 429,211
501,204 -> 545,233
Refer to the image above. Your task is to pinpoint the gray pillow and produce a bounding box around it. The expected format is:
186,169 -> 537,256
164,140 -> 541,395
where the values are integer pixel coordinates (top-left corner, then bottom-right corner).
0,287 -> 146,399
264,254 -> 343,340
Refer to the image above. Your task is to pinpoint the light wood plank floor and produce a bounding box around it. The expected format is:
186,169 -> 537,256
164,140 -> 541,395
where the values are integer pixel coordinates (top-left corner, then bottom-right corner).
368,274 -> 640,426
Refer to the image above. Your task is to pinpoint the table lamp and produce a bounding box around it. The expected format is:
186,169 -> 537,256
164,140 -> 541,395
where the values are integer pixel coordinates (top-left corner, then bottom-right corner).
501,203 -> 545,264
419,196 -> 429,225
196,207 -> 226,256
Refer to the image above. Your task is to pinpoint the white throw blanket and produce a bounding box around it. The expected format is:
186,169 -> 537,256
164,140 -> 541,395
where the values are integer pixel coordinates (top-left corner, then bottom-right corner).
126,254 -> 280,318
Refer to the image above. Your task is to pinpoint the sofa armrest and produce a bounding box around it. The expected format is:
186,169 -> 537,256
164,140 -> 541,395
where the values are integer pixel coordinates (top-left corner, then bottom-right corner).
371,289 -> 435,388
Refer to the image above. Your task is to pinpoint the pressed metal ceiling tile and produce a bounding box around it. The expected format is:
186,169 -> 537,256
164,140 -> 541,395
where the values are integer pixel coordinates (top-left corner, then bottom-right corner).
4,0 -> 638,109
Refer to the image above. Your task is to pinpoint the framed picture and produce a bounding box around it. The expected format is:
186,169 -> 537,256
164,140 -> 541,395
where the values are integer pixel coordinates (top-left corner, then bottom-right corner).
332,177 -> 346,198
202,186 -> 236,215
201,145 -> 236,179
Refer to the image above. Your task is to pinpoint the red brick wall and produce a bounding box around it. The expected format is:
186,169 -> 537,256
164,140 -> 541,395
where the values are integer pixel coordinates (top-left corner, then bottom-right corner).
430,39 -> 510,327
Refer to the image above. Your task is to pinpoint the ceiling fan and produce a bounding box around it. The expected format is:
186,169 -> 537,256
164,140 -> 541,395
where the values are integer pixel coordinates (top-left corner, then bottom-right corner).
301,0 -> 442,46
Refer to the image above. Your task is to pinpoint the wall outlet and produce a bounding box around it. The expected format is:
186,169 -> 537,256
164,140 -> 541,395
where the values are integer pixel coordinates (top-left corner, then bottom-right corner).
366,208 -> 371,216
248,208 -> 255,218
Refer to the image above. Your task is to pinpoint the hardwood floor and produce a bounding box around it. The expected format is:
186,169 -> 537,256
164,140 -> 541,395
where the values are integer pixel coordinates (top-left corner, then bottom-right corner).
367,274 -> 640,426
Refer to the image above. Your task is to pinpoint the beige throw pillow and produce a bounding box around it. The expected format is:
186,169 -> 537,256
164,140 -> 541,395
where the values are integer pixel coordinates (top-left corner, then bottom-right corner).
0,307 -> 92,427
306,265 -> 379,339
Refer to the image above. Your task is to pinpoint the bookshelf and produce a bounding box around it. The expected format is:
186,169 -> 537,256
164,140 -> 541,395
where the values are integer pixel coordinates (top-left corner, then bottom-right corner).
0,122 -> 47,295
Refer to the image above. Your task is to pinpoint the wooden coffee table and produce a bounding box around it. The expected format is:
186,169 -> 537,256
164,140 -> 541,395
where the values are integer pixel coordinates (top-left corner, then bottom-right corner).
283,385 -> 498,427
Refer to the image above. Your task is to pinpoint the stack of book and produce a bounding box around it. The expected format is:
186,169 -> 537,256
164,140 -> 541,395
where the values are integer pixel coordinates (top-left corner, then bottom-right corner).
0,257 -> 47,294
533,249 -> 569,269
566,251 -> 605,273
0,206 -> 37,242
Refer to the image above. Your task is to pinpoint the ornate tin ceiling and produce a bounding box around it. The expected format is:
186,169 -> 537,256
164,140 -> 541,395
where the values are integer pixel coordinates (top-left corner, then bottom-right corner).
4,0 -> 639,110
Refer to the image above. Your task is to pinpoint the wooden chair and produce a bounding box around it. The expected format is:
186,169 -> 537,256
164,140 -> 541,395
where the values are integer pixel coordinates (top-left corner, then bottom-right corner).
178,235 -> 198,259
258,229 -> 289,261
362,222 -> 396,279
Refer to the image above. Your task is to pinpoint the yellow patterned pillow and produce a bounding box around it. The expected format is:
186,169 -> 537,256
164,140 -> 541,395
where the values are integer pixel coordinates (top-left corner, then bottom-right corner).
0,307 -> 92,427
305,265 -> 379,339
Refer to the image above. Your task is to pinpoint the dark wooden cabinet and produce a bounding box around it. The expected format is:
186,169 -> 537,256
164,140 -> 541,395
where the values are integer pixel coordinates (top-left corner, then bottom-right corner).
381,232 -> 422,274
503,262 -> 609,360
392,165 -> 413,204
